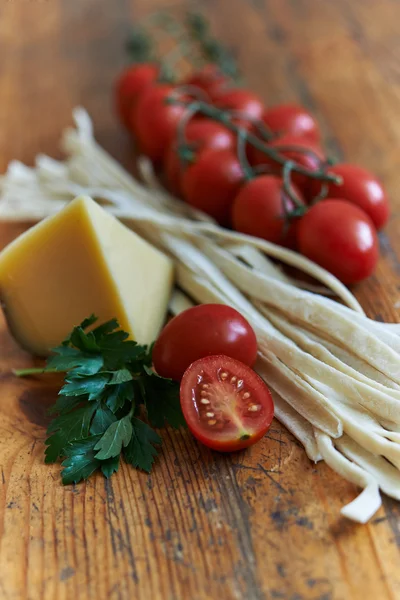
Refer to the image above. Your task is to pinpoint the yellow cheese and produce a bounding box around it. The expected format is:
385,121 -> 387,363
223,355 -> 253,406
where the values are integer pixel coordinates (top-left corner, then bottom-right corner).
0,196 -> 174,355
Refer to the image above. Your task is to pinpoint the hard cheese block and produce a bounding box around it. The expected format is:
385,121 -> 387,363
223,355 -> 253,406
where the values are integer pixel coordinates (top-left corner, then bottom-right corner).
0,196 -> 174,355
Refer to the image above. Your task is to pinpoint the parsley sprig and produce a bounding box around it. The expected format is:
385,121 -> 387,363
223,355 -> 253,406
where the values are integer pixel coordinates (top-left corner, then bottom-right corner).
17,315 -> 185,484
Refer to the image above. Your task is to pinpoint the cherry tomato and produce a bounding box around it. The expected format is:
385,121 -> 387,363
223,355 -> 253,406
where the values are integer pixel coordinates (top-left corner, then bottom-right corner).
164,119 -> 235,196
297,199 -> 379,284
180,355 -> 274,452
250,134 -> 325,192
131,84 -> 188,162
262,104 -> 320,143
115,63 -> 159,128
309,164 -> 389,230
181,149 -> 244,224
153,304 -> 258,381
213,88 -> 265,122
232,175 -> 304,247
184,65 -> 229,98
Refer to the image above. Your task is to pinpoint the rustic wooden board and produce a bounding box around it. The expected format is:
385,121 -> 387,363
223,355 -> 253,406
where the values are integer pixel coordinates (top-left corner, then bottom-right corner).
0,1 -> 400,598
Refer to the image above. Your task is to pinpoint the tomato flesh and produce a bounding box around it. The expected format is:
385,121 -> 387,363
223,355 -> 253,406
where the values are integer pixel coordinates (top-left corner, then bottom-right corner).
153,304 -> 258,381
180,355 -> 274,452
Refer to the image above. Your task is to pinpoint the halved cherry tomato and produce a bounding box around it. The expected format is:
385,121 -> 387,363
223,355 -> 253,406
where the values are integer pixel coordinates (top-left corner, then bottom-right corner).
297,199 -> 379,284
213,88 -> 265,122
183,65 -> 229,98
261,104 -> 320,143
249,134 -> 325,192
164,118 -> 235,196
309,163 -> 389,230
153,304 -> 258,381
115,63 -> 159,128
180,355 -> 274,452
131,84 -> 188,161
181,149 -> 244,224
231,175 -> 304,248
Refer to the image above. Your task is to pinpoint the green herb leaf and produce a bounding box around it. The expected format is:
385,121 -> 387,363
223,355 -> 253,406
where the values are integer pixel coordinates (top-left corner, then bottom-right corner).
94,415 -> 133,460
142,371 -> 186,429
106,381 -> 134,413
45,403 -> 98,463
124,418 -> 161,473
109,368 -> 133,385
61,435 -> 102,484
101,455 -> 120,478
60,373 -> 110,400
90,405 -> 117,435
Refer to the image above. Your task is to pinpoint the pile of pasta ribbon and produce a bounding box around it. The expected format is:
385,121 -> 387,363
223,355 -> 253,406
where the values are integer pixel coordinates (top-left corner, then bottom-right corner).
1,108 -> 400,523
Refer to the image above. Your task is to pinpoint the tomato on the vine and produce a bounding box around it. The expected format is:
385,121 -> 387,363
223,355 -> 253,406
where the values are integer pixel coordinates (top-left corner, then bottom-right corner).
131,84 -> 188,161
297,199 -> 379,284
153,304 -> 258,381
115,63 -> 159,128
181,148 -> 244,224
309,164 -> 389,230
249,134 -> 325,192
232,175 -> 304,247
164,118 -> 235,196
262,104 -> 320,143
213,88 -> 265,122
184,64 -> 229,98
180,355 -> 274,452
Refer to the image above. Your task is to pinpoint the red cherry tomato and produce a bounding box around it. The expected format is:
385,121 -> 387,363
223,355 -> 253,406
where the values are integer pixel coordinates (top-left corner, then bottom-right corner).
309,164 -> 389,230
250,134 -> 325,192
297,199 -> 379,284
182,149 -> 244,224
213,88 -> 265,122
153,304 -> 258,381
262,104 -> 320,143
131,84 -> 188,162
164,119 -> 235,196
180,355 -> 274,452
184,65 -> 230,98
115,63 -> 159,128
232,175 -> 304,247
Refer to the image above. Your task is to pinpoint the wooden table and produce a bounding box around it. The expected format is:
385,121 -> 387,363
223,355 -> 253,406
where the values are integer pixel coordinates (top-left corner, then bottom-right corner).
0,1 -> 399,598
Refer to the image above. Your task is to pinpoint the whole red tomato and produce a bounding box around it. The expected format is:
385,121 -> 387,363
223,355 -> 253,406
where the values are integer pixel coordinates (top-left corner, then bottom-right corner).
262,104 -> 320,143
153,304 -> 258,381
181,149 -> 244,224
297,199 -> 379,284
232,175 -> 304,247
250,133 -> 325,192
181,355 -> 274,452
131,84 -> 188,162
213,88 -> 265,122
115,63 -> 159,128
164,118 -> 235,196
183,65 -> 229,98
309,164 -> 389,230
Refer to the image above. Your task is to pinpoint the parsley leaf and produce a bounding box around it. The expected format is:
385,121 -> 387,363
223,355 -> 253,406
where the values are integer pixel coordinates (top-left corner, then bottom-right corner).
90,405 -> 117,435
101,455 -> 120,478
142,370 -> 186,429
106,381 -> 134,413
61,435 -> 102,484
94,415 -> 133,460
45,403 -> 98,463
60,373 -> 110,400
125,418 -> 161,473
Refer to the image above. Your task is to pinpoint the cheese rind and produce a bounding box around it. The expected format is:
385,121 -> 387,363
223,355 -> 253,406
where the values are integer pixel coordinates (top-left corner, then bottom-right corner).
0,196 -> 174,355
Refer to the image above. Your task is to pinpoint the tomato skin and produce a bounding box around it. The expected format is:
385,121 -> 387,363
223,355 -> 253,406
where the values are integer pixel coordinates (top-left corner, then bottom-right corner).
213,88 -> 265,122
153,304 -> 258,381
180,355 -> 274,452
131,84 -> 188,161
297,199 -> 379,284
182,149 -> 244,224
262,104 -> 320,143
115,63 -> 159,128
164,119 -> 235,196
232,175 -> 304,247
250,134 -> 325,192
184,65 -> 229,98
309,164 -> 389,230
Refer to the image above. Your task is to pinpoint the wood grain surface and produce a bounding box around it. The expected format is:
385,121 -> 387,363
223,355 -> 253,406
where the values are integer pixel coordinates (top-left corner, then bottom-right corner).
0,1 -> 400,599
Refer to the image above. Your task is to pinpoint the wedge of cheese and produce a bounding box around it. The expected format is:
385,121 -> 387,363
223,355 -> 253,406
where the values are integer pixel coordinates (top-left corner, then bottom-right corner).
0,196 -> 174,355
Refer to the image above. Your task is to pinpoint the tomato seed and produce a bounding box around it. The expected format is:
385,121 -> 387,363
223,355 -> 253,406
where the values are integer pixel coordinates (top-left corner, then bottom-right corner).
206,412 -> 215,417
208,419 -> 217,425
200,398 -> 210,405
248,404 -> 261,412
243,392 -> 250,399
220,372 -> 228,380
231,376 -> 237,383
